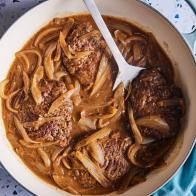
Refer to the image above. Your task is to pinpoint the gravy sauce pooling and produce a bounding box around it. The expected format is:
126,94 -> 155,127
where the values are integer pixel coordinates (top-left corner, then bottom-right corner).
0,15 -> 185,195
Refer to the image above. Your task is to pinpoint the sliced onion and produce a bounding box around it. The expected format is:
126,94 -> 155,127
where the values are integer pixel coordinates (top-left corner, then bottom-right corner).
114,30 -> 127,44
75,150 -> 111,188
54,71 -> 67,81
96,107 -> 118,120
127,144 -> 146,167
54,41 -> 61,62
37,148 -> 51,167
133,43 -> 143,61
62,158 -> 72,169
79,30 -> 100,40
128,105 -> 143,144
6,89 -> 21,113
38,32 -> 59,49
59,32 -> 74,59
136,115 -> 170,132
16,49 -> 42,70
61,18 -> 74,38
48,80 -> 79,114
51,147 -> 64,162
91,54 -> 110,96
124,35 -> 147,45
75,127 -> 112,150
125,81 -> 132,101
78,116 -> 97,130
14,116 -> 41,143
31,66 -> 44,105
0,79 -> 9,99
22,71 -> 30,100
44,42 -> 57,80
88,142 -> 105,165
113,82 -> 124,99
19,140 -> 58,148
109,24 -> 133,35
17,53 -> 30,72
98,106 -> 122,128
34,26 -> 62,47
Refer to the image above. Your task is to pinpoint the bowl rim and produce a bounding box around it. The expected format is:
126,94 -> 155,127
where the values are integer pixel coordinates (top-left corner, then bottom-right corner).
0,0 -> 195,195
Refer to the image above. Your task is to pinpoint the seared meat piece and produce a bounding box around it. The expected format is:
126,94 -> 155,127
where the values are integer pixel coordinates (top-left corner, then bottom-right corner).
130,68 -> 184,140
63,21 -> 106,85
134,139 -> 172,166
101,132 -> 131,183
18,79 -> 72,146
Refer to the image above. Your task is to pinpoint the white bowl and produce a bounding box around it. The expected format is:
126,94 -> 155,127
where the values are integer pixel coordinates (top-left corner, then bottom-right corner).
0,0 -> 195,195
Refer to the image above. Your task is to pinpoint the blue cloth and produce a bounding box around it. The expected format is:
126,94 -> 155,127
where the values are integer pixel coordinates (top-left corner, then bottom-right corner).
154,145 -> 196,196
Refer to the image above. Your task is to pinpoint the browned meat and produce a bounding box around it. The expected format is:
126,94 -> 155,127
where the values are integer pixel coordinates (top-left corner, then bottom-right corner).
18,79 -> 72,146
63,21 -> 106,85
135,139 -> 172,166
130,68 -> 184,139
101,132 -> 131,183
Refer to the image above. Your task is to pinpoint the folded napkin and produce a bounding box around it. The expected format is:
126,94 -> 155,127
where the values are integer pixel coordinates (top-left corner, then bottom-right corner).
153,145 -> 196,196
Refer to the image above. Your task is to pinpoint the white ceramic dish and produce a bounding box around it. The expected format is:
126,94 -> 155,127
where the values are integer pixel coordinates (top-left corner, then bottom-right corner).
0,0 -> 195,195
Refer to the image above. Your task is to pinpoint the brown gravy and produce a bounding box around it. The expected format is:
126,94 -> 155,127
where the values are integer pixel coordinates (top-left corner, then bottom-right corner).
0,15 -> 184,195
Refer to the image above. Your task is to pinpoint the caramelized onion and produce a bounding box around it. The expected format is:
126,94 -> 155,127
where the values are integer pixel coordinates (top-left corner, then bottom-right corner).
114,30 -> 127,44
79,30 -> 100,40
91,54 -> 110,96
19,140 -> 58,148
17,53 -> 30,72
6,89 -> 21,113
88,142 -> 104,165
54,41 -> 61,62
133,43 -> 143,61
75,150 -> 111,188
48,81 -> 79,114
75,127 -> 112,150
109,24 -> 133,35
127,144 -> 151,168
34,26 -> 62,47
37,148 -> 51,167
61,18 -> 74,38
14,116 -> 40,143
78,117 -> 97,130
97,107 -> 118,120
128,105 -> 143,144
136,115 -> 170,132
0,79 -> 9,99
16,49 -> 42,71
54,71 -> 67,81
22,71 -> 30,100
44,42 -> 57,80
59,32 -> 73,59
38,32 -> 59,49
124,35 -> 147,45
62,158 -> 72,169
51,147 -> 64,162
125,81 -> 132,101
31,66 -> 44,105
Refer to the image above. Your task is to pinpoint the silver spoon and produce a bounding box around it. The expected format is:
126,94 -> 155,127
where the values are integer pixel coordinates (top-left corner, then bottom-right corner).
83,0 -> 144,90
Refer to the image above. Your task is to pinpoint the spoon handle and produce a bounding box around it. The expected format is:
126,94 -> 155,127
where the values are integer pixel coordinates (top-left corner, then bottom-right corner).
83,0 -> 126,67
